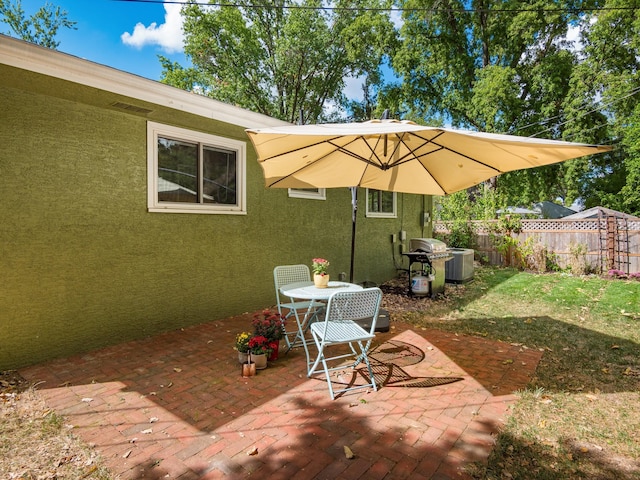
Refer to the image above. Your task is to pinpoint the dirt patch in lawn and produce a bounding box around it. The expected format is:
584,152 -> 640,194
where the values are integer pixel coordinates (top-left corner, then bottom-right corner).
0,370 -> 112,479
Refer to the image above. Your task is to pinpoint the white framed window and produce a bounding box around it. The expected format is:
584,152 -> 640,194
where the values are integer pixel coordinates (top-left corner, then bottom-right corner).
288,188 -> 326,200
366,189 -> 397,218
147,122 -> 246,214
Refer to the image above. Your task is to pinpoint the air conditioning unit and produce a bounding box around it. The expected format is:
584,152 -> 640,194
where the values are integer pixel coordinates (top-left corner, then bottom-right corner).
445,248 -> 474,283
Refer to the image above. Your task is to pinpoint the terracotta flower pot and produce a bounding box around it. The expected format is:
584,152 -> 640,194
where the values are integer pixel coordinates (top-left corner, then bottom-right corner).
268,341 -> 279,361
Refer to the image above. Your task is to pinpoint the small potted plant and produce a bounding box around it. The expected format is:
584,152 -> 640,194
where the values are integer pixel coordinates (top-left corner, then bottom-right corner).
312,258 -> 330,288
252,309 -> 285,360
235,331 -> 252,363
248,335 -> 272,369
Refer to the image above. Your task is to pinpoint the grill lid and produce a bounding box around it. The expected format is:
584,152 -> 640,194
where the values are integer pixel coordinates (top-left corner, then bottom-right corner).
409,238 -> 447,253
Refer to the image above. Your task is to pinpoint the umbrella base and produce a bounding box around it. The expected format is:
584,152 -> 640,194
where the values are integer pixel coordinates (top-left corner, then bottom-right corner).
355,308 -> 390,333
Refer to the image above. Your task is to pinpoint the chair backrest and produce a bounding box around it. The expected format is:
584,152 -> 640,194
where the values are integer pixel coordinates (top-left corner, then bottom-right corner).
273,264 -> 312,309
325,287 -> 382,329
274,264 -> 312,289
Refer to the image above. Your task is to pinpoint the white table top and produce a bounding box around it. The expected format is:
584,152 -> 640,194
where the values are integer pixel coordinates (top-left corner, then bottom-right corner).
280,281 -> 363,300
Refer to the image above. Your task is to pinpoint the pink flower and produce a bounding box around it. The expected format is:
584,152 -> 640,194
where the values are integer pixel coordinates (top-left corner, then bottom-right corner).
312,258 -> 330,275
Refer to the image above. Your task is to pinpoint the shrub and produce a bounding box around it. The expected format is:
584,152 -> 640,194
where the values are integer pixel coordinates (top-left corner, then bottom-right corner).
568,242 -> 590,276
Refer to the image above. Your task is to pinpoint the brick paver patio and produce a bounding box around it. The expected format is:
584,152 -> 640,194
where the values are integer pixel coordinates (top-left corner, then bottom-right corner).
20,314 -> 542,479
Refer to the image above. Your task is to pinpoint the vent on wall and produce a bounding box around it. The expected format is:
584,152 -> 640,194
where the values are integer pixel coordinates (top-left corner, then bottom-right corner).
110,102 -> 153,114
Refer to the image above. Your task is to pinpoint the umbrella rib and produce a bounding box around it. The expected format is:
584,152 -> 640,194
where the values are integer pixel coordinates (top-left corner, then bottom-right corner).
388,131 -> 503,175
264,137 -> 381,188
328,137 -> 388,168
258,137 -> 341,162
261,136 -> 383,167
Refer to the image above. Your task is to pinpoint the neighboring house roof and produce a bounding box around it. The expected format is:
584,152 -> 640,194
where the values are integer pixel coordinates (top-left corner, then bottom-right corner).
497,207 -> 541,216
563,206 -> 640,220
0,34 -> 288,130
533,201 -> 576,219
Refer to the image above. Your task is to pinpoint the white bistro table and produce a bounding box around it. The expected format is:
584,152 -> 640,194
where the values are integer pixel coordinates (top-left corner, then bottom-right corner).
280,281 -> 363,373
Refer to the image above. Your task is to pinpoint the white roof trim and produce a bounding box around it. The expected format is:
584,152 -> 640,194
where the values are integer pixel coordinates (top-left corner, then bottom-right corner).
0,34 -> 289,129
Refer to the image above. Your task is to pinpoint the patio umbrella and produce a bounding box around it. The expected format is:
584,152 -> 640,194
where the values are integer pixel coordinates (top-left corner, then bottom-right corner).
246,119 -> 612,279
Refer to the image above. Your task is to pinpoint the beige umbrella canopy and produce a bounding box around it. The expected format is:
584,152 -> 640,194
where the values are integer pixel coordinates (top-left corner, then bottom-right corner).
246,119 -> 612,195
246,119 -> 612,282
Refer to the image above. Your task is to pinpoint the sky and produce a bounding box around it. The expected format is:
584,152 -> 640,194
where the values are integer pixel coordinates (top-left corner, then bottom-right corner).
17,0 -> 189,81
12,0 -> 368,98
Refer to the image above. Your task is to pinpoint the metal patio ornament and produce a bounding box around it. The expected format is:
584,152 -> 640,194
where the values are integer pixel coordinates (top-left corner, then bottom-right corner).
245,119 -> 612,280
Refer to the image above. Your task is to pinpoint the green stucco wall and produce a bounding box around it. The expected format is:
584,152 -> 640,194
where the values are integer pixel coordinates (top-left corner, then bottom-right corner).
0,74 -> 431,370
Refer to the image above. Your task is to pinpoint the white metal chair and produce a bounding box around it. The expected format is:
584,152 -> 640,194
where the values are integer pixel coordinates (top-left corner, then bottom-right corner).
308,287 -> 383,399
273,264 -> 325,353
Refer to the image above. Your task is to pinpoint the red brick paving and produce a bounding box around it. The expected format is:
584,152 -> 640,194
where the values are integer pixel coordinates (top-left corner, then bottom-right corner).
19,315 -> 542,479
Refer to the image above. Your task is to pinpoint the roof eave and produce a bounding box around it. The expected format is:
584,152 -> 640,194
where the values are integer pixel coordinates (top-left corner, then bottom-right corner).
0,34 -> 290,129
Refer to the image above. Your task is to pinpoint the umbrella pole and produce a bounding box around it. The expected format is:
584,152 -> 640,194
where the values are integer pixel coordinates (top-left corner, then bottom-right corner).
350,187 -> 357,283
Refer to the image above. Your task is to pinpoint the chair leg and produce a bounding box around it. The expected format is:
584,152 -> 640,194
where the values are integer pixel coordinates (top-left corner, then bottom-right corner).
282,312 -> 299,350
351,339 -> 373,367
317,349 -> 337,399
307,344 -> 324,378
356,341 -> 378,392
284,305 -> 323,365
309,339 -> 378,399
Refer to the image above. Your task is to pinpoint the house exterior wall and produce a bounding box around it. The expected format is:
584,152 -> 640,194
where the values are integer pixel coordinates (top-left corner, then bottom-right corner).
0,66 -> 430,370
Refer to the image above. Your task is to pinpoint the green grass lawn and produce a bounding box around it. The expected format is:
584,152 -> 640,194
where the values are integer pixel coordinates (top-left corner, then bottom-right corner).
399,266 -> 640,479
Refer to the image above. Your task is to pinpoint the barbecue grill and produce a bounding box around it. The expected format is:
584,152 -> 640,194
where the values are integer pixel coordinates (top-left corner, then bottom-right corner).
402,238 -> 453,297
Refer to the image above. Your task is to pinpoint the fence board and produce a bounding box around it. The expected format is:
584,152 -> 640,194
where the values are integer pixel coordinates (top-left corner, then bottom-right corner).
434,218 -> 640,273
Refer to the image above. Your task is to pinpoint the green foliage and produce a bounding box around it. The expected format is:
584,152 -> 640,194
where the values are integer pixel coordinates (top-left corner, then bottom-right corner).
435,191 -> 473,248
619,103 -> 640,216
393,0 -> 580,131
545,250 -> 562,272
466,65 -> 521,133
0,0 -> 76,49
488,215 -> 523,268
169,0 -> 396,123
437,187 -> 506,221
495,214 -> 523,235
436,188 -> 507,248
560,0 -> 640,213
445,220 -> 474,249
158,56 -> 209,92
390,0 -> 638,212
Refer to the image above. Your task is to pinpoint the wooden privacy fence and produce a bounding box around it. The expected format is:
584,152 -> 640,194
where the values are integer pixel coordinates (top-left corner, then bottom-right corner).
434,216 -> 640,274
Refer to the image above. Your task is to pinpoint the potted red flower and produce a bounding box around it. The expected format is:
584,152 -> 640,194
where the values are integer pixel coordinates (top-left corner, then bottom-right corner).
252,309 -> 285,361
248,335 -> 271,369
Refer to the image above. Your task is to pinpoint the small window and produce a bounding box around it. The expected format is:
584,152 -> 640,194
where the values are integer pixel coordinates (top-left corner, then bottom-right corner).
366,189 -> 397,218
147,122 -> 246,214
288,188 -> 326,200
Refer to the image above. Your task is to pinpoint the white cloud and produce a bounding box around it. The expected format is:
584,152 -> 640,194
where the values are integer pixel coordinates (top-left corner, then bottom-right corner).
343,75 -> 365,101
121,3 -> 184,53
390,8 -> 403,30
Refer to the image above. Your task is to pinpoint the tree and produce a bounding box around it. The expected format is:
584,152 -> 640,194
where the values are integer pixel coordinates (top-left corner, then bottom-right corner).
562,0 -> 640,215
388,0 -> 606,206
0,0 -> 76,49
160,0 -> 396,123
